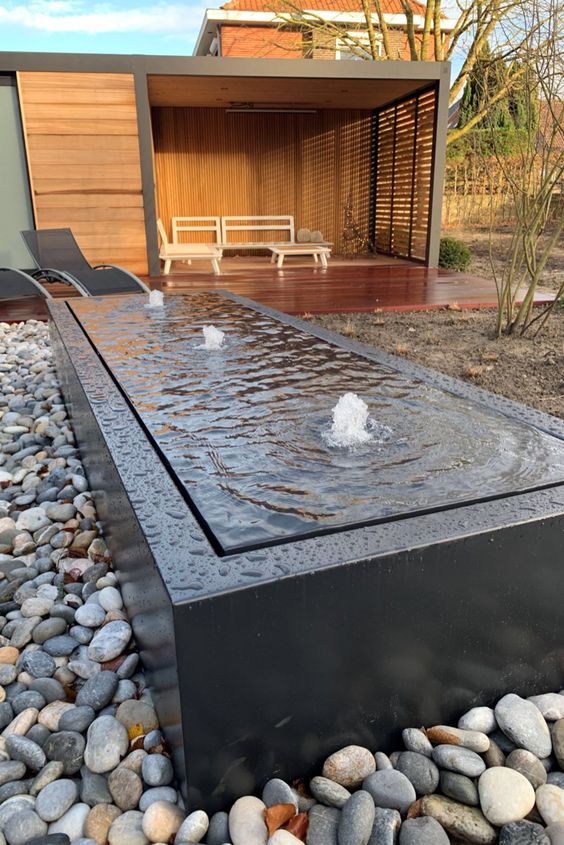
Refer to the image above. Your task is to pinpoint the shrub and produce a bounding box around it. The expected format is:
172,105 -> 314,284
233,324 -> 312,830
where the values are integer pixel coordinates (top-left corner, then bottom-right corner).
439,237 -> 472,272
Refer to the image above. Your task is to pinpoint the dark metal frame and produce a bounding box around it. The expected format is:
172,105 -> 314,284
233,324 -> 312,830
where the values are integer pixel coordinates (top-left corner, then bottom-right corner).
0,51 -> 449,272
0,267 -> 52,299
49,290 -> 564,811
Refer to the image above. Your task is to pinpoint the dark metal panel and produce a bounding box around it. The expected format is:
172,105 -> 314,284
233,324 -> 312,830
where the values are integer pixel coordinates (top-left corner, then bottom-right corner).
133,68 -> 160,277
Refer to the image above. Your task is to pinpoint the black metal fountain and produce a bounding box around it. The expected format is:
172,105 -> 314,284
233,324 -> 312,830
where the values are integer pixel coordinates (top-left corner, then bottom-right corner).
49,291 -> 564,811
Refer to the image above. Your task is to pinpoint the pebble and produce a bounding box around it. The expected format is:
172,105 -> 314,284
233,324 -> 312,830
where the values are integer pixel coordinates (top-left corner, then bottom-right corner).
80,767 -> 113,806
399,816 -> 449,844
108,766 -> 143,811
368,807 -> 401,844
478,767 -> 535,825
426,725 -> 490,753
506,748 -> 547,788
35,778 -> 78,822
552,720 -> 564,769
495,694 -> 552,759
48,803 -> 90,840
528,694 -> 564,722
98,587 -> 123,612
0,761 -> 25,786
396,751 -> 439,795
228,796 -> 268,845
30,760 -> 65,795
115,699 -> 158,733
306,804 -> 339,845
84,715 -> 128,773
262,778 -> 298,811
76,672 -> 118,710
108,810 -> 149,845
88,621 -> 131,663
59,705 -> 95,734
205,811 -> 229,845
458,707 -> 498,735
38,700 -> 74,731
173,809 -> 209,843
141,754 -> 173,787
401,728 -> 433,758
5,734 -> 46,770
362,770 -> 416,815
4,809 -> 47,845
420,795 -> 497,844
499,820 -> 550,844
310,776 -> 351,809
84,802 -> 122,844
338,790 -> 374,845
270,832 -> 303,845
43,730 -> 85,775
323,746 -> 376,789
439,770 -> 479,806
74,605 -> 106,629
432,744 -> 486,777
545,822 -> 564,845
536,783 -> 564,825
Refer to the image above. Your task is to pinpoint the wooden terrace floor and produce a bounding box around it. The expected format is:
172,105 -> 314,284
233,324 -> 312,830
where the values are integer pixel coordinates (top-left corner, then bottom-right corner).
0,257 -> 555,323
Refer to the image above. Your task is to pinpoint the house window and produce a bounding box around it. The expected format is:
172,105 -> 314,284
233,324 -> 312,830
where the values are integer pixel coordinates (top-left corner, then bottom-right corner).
335,32 -> 382,60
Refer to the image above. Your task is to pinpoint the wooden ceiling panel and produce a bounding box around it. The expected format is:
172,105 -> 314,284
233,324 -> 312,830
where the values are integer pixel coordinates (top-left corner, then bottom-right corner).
147,74 -> 430,110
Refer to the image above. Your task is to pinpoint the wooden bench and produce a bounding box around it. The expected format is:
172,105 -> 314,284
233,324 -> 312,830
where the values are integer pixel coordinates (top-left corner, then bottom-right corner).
158,219 -> 223,275
269,245 -> 331,268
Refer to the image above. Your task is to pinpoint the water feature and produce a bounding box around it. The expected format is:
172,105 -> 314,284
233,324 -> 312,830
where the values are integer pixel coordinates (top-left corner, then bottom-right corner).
65,292 -> 564,554
201,325 -> 225,349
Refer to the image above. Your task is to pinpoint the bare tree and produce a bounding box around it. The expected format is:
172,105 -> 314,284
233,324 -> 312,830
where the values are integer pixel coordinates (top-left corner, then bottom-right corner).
271,0 -> 553,143
484,0 -> 564,335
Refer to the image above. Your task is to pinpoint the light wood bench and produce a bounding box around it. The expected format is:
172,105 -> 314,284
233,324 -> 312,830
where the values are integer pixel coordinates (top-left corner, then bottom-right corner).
158,219 -> 223,275
269,245 -> 331,268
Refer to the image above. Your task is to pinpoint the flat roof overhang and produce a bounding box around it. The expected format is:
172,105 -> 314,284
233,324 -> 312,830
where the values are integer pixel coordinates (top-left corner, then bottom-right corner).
0,52 -> 449,112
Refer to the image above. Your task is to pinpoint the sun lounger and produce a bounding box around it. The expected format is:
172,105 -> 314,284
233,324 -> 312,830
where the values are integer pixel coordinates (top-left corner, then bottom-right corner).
157,219 -> 222,275
21,229 -> 150,297
0,268 -> 53,301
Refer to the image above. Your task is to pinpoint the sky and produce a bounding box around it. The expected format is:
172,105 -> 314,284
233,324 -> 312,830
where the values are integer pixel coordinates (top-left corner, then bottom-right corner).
0,1 -> 209,55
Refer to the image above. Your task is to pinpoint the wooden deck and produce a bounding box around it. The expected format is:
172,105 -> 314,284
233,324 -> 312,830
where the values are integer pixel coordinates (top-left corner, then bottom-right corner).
0,258 -> 555,323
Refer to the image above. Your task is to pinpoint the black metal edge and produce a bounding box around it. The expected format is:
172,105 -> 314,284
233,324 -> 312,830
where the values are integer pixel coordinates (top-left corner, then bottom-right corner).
49,295 -> 564,608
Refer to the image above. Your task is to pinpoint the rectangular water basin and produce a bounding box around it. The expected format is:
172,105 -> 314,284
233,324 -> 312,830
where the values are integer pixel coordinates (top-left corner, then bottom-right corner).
49,292 -> 564,810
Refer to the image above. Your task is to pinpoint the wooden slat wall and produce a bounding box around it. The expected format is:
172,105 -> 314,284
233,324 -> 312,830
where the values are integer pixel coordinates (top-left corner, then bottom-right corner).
374,87 -> 437,262
18,72 -> 147,274
152,108 -> 372,253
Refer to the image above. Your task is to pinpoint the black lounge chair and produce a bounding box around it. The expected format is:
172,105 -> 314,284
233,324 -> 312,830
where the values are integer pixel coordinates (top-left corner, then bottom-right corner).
21,228 -> 150,297
0,267 -> 53,301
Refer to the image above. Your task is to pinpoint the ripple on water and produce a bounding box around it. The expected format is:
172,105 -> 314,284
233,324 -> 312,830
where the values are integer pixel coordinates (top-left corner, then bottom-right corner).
69,293 -> 564,552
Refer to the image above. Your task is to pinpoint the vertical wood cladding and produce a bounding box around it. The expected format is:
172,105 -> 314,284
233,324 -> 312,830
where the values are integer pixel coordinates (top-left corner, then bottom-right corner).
18,72 -> 147,275
152,107 -> 372,254
374,86 -> 437,262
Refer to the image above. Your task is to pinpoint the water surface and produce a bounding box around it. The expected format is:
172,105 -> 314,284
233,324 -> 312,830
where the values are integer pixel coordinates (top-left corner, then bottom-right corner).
69,293 -> 564,553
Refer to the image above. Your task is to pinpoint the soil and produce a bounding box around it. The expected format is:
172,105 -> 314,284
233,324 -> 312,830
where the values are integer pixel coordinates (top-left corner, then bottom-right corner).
311,307 -> 564,420
447,226 -> 564,293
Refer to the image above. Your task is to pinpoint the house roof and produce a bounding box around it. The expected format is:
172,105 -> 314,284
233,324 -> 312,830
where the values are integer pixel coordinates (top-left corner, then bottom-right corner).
221,0 -> 428,15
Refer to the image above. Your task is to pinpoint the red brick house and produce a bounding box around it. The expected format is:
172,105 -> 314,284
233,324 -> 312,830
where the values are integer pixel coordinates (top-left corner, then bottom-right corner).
193,0 -> 456,60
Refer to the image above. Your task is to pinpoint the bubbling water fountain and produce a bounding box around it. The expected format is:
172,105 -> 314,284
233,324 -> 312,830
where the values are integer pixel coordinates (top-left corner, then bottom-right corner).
324,392 -> 373,448
202,325 -> 225,350
145,290 -> 164,308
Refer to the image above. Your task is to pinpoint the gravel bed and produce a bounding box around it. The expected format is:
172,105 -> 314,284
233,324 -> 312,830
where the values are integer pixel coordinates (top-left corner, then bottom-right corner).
1,319 -> 563,845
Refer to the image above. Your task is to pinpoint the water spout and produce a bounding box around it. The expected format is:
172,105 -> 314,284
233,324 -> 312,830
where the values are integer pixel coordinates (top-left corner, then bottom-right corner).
202,325 -> 225,350
324,392 -> 372,447
145,290 -> 164,308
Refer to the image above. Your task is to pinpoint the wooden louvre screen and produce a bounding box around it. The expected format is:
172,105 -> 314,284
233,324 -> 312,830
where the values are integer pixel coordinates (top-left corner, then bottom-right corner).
374,86 -> 437,262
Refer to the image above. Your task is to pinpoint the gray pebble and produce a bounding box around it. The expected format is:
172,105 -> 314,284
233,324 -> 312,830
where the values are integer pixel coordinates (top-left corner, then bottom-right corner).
307,804 -> 339,845
368,807 -> 401,845
21,650 -> 56,678
499,819 -> 550,844
75,672 -> 118,711
3,809 -> 47,845
43,731 -> 85,775
0,761 -> 26,787
338,790 -> 375,845
0,780 -> 32,802
310,776 -> 351,809
138,785 -> 177,812
0,702 -> 14,730
431,744 -> 486,777
42,635 -> 78,657
402,728 -> 433,758
439,770 -> 479,806
495,694 -> 551,759
26,724 -> 51,747
29,678 -> 65,704
32,618 -> 67,645
548,771 -> 564,788
399,817 -> 449,845
6,734 -> 46,771
79,766 -> 112,806
12,691 -> 46,714
396,752 -> 439,796
141,753 -> 173,787
58,706 -> 95,734
35,778 -> 78,822
207,810 -> 230,845
262,778 -> 298,811
374,753 -> 393,771
362,770 -> 416,815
